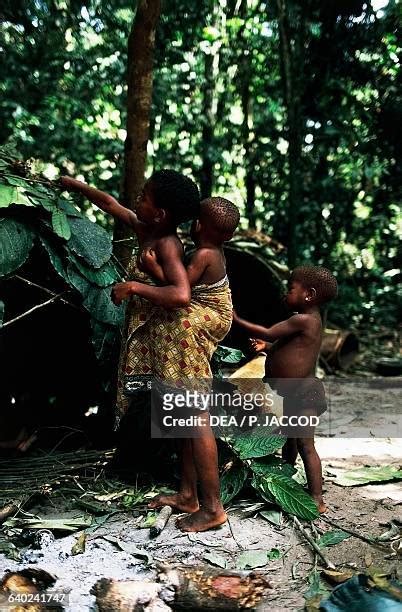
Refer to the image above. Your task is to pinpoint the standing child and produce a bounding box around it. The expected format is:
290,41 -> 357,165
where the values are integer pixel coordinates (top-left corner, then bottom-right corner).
233,266 -> 337,513
136,197 -> 241,531
60,170 -> 200,425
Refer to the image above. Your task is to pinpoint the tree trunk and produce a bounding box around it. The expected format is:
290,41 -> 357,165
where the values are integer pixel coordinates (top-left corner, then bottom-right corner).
239,0 -> 256,229
200,52 -> 215,199
200,2 -> 225,199
113,0 -> 161,266
276,0 -> 304,268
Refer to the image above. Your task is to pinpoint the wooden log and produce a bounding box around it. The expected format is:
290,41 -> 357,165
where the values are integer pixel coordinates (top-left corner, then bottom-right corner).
163,565 -> 271,610
91,578 -> 172,612
92,565 -> 272,611
150,506 -> 172,538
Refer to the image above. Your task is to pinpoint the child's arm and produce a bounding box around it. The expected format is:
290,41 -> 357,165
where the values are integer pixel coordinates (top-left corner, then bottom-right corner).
185,250 -> 210,287
233,311 -> 307,341
140,248 -> 210,288
60,176 -> 145,234
139,248 -> 166,284
112,239 -> 190,308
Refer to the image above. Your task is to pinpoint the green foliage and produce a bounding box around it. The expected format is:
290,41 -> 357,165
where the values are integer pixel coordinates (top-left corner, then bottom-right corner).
0,184 -> 32,207
221,432 -> 319,520
0,217 -> 34,277
329,465 -> 402,487
211,345 -> 245,379
236,549 -> 268,570
253,472 -> 319,520
232,433 -> 286,460
220,462 -> 248,505
51,208 -> 71,240
68,217 -> 113,268
203,551 -> 227,569
260,508 -> 282,526
317,530 -> 351,548
1,0 -> 399,326
0,147 -> 124,372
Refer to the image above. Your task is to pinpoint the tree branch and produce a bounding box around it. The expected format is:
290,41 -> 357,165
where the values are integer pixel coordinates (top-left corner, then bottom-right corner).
13,275 -> 81,311
1,293 -> 67,330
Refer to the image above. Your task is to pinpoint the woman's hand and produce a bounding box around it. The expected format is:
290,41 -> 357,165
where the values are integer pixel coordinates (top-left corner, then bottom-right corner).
111,282 -> 135,305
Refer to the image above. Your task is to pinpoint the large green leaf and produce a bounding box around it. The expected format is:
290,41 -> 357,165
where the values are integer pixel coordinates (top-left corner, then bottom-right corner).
203,552 -> 227,568
251,474 -> 275,504
0,218 -> 34,277
0,184 -> 33,208
84,285 -> 125,327
258,473 -> 319,520
317,530 -> 350,548
233,433 -> 285,459
68,267 -> 124,326
58,198 -> 82,217
330,466 -> 402,487
25,182 -> 54,199
68,217 -> 113,268
251,456 -> 296,478
236,549 -> 268,570
25,184 -> 58,212
27,195 -> 56,212
213,345 -> 245,364
5,176 -> 30,187
52,208 -> 71,240
70,254 -> 122,287
220,463 -> 248,505
39,236 -> 70,283
260,509 -> 282,526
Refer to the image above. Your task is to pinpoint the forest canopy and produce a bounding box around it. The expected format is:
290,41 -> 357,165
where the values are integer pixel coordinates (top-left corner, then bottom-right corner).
0,0 -> 400,327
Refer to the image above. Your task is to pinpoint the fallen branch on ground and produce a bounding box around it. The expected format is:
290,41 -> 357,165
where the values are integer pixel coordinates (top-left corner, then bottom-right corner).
150,506 -> 172,538
293,517 -> 336,570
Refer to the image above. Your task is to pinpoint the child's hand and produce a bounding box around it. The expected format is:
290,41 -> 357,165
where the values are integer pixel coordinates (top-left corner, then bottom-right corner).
140,248 -> 167,283
140,247 -> 157,268
111,282 -> 134,305
249,338 -> 267,353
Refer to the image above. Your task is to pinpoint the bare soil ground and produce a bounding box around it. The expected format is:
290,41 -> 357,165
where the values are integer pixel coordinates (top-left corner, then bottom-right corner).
0,378 -> 401,611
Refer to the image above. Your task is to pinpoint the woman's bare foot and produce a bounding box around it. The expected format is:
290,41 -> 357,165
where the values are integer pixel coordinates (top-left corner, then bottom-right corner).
148,493 -> 199,513
176,508 -> 227,532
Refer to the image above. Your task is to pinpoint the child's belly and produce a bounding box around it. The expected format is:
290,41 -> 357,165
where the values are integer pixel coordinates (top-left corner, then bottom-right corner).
265,347 -> 315,379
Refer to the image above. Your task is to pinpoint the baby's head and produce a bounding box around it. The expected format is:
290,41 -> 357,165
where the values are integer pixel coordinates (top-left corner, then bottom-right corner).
286,266 -> 338,310
136,169 -> 200,227
192,197 -> 240,245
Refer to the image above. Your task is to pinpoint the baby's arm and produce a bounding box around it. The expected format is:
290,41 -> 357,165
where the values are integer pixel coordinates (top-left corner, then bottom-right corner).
139,249 -> 166,284
141,248 -> 209,288
112,239 -> 190,308
233,311 -> 307,341
185,250 -> 210,287
60,176 -> 145,234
